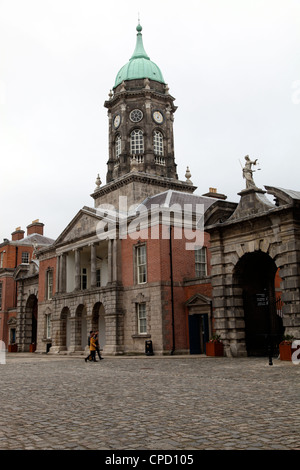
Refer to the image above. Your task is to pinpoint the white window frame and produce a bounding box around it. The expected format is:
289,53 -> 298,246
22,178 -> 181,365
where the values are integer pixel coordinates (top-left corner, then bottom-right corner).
46,314 -> 51,339
115,135 -> 121,159
136,245 -> 147,284
130,129 -> 144,155
195,247 -> 207,277
137,303 -> 147,334
22,252 -> 30,264
153,130 -> 164,156
46,270 -> 53,300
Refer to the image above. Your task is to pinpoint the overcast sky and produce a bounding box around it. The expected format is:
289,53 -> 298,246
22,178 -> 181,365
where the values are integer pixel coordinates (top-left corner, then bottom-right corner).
0,0 -> 299,241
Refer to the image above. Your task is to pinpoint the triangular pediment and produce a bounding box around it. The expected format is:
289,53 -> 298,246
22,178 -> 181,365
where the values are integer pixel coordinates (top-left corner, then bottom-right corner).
185,293 -> 211,307
54,207 -> 104,247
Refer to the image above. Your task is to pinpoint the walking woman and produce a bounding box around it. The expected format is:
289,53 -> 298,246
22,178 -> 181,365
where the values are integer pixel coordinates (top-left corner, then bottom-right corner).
85,333 -> 97,362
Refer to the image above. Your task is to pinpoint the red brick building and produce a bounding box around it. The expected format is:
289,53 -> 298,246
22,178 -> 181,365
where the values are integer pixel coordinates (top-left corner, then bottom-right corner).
11,23 -> 236,356
0,220 -> 54,351
4,23 -> 292,358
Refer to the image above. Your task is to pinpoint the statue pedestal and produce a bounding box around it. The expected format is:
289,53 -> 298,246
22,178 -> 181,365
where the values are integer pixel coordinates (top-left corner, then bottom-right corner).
230,187 -> 274,220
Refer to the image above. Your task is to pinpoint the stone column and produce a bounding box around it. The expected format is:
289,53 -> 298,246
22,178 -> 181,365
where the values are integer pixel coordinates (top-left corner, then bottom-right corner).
103,312 -> 124,355
112,239 -> 118,282
59,253 -> 67,293
74,249 -> 81,291
107,240 -> 112,283
90,243 -> 97,288
56,255 -> 60,294
278,239 -> 300,339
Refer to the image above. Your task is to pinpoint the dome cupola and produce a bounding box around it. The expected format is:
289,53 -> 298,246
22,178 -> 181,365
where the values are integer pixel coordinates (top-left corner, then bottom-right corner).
114,23 -> 165,88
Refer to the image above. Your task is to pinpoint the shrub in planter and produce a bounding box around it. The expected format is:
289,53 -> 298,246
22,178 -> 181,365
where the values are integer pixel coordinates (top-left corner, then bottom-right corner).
206,335 -> 224,357
279,335 -> 294,361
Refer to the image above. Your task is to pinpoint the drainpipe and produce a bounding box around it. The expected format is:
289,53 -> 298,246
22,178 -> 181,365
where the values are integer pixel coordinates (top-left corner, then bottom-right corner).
169,226 -> 175,355
14,246 -> 18,307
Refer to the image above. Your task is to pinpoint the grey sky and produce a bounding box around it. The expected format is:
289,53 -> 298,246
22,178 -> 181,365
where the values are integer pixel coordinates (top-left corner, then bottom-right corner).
0,0 -> 299,241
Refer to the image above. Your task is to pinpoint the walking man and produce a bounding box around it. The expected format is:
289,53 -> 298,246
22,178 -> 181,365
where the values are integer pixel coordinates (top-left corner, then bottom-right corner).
94,331 -> 103,360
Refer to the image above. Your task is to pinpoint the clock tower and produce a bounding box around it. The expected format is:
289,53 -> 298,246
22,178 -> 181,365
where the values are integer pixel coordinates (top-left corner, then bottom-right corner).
104,22 -> 178,182
92,22 -> 196,208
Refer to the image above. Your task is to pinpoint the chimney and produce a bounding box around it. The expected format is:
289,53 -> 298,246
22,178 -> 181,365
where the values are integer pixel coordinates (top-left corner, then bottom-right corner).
11,227 -> 25,241
202,188 -> 227,200
27,219 -> 44,236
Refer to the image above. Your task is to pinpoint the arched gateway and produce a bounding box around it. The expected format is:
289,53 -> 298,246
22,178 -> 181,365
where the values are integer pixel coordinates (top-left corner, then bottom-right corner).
233,251 -> 284,356
206,182 -> 300,357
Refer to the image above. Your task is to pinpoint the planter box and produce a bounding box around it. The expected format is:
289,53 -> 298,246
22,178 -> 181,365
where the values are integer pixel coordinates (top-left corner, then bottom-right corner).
8,344 -> 18,353
29,344 -> 36,353
279,342 -> 299,361
206,341 -> 224,357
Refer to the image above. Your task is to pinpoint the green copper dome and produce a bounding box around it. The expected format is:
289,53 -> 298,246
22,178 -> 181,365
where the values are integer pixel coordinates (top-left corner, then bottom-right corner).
114,23 -> 165,88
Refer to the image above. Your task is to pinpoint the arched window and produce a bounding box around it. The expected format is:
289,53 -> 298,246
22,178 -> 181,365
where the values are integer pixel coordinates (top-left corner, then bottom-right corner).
153,130 -> 164,156
115,135 -> 121,159
130,130 -> 144,155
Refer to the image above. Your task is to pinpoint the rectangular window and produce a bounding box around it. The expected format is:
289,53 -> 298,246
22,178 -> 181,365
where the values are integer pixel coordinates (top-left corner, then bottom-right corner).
136,245 -> 147,284
0,282 -> 2,310
96,269 -> 101,288
22,252 -> 30,264
81,267 -> 87,290
46,270 -> 53,300
0,252 -> 3,268
195,247 -> 207,277
154,131 -> 164,156
115,135 -> 121,159
137,303 -> 147,334
46,315 -> 51,339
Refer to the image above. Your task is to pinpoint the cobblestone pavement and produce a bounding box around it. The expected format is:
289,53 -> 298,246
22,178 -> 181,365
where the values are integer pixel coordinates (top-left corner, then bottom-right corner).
0,353 -> 299,451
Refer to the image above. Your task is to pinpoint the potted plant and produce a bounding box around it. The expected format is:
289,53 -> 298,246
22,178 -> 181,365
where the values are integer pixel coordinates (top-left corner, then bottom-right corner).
279,335 -> 295,361
8,343 -> 18,352
206,335 -> 224,357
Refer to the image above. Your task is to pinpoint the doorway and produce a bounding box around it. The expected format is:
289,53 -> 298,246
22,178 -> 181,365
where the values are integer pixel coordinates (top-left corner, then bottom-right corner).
25,294 -> 38,348
189,314 -> 209,354
234,251 -> 284,356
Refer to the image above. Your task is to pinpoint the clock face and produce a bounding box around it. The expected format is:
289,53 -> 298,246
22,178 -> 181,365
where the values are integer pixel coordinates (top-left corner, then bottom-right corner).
113,114 -> 121,129
130,109 -> 143,123
153,111 -> 163,124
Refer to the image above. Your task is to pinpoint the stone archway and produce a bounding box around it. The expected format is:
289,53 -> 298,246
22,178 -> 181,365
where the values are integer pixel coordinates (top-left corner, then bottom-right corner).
206,184 -> 300,357
234,251 -> 284,356
75,304 -> 87,351
60,307 -> 70,351
92,302 -> 106,350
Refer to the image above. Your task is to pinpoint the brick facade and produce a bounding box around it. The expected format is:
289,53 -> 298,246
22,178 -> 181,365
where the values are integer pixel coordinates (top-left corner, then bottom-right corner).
0,221 -> 54,351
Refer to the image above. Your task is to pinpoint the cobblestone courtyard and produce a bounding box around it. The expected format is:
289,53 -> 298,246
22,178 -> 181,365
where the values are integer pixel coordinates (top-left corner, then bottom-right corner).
0,353 -> 299,450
